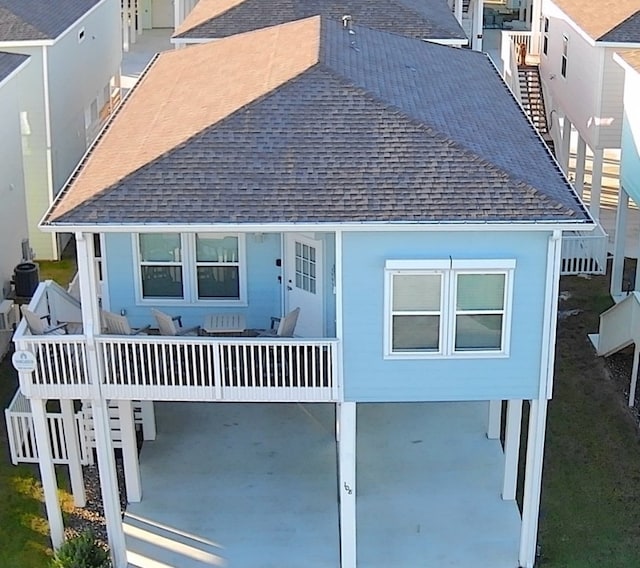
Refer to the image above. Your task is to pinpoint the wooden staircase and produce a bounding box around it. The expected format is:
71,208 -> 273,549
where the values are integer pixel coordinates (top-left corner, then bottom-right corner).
518,65 -> 555,154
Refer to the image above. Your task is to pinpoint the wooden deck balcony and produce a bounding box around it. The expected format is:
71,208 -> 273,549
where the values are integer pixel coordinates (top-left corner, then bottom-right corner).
13,282 -> 341,402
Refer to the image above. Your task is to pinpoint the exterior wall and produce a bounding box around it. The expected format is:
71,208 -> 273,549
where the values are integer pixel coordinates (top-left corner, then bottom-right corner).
0,64 -> 29,300
47,0 -> 121,193
598,48 -> 628,149
5,0 -> 122,260
620,66 -> 640,205
105,232 -> 282,329
341,230 -> 551,402
540,1 -> 601,149
0,46 -> 53,260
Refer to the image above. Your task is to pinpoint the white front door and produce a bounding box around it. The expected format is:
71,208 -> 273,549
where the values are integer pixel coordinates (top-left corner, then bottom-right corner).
284,234 -> 324,337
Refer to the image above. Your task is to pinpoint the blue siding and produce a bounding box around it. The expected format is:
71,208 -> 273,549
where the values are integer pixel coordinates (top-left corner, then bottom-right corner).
341,231 -> 551,402
104,232 -> 282,329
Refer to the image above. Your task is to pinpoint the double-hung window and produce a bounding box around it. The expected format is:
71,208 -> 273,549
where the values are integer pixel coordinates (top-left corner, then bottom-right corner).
136,233 -> 246,303
542,18 -> 549,56
384,259 -> 514,358
561,34 -> 568,78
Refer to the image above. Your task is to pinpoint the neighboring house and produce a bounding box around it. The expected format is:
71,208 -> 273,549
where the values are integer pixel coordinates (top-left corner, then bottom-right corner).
0,0 -> 122,260
10,16 -> 597,568
591,51 -> 640,406
0,51 -> 29,356
172,0 -> 469,47
535,0 -> 640,220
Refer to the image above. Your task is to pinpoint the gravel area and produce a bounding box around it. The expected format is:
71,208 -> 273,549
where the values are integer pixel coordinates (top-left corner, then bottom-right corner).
64,454 -> 127,548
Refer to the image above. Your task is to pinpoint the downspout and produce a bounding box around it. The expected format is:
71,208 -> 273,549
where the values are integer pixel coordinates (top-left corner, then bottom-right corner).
42,46 -> 58,259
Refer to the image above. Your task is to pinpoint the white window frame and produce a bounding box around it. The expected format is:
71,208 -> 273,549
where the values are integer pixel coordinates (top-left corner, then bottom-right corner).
133,233 -> 247,306
542,18 -> 549,57
384,259 -> 515,359
561,34 -> 568,78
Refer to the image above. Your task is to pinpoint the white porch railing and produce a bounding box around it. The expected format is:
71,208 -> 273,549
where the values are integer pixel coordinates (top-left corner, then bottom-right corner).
595,292 -> 640,357
98,336 -> 340,402
561,222 -> 608,275
500,30 -> 523,101
4,389 -> 90,465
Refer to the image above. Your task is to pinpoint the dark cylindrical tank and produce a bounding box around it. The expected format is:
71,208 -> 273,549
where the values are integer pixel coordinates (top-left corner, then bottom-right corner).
14,262 -> 40,298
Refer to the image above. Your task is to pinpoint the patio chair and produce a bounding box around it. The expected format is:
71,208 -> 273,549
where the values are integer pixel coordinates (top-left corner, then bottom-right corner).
20,305 -> 82,335
151,308 -> 200,336
102,310 -> 150,335
259,307 -> 300,338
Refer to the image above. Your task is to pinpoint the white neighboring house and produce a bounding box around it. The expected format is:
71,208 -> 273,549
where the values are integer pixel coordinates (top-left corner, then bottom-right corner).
536,0 -> 640,220
0,0 -> 122,260
0,51 -> 29,357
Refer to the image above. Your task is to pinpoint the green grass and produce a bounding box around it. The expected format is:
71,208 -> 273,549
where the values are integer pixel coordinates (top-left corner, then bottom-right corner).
538,273 -> 640,567
36,258 -> 77,289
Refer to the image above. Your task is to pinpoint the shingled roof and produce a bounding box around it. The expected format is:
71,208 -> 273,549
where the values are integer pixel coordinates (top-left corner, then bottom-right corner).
173,0 -> 467,43
552,0 -> 640,43
0,51 -> 28,83
0,0 -> 100,41
617,49 -> 640,73
45,16 -> 590,227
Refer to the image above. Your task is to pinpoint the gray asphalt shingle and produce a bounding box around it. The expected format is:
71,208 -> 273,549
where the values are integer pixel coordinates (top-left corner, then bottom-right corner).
48,18 -> 590,226
599,11 -> 640,42
174,0 -> 466,41
0,0 -> 100,41
0,51 -> 28,82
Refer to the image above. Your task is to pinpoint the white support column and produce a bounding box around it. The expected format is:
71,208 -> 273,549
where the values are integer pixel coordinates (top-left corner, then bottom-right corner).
560,117 -> 572,175
529,0 -> 542,54
76,233 -> 127,568
471,0 -> 483,51
338,402 -> 356,568
122,2 -> 130,52
140,401 -> 157,440
589,148 -> 604,220
455,0 -> 463,24
61,399 -> 86,507
611,186 -> 629,298
574,136 -> 587,198
119,400 -> 142,502
129,0 -> 136,45
487,400 -> 501,439
629,347 -> 640,407
32,398 -> 65,549
502,399 -> 522,500
519,398 -> 548,568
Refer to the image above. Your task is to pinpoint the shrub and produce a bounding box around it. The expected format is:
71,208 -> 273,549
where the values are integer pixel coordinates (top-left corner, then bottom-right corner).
50,531 -> 111,568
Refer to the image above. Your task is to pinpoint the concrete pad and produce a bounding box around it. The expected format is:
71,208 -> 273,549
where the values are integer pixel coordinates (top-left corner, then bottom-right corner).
125,402 -> 339,568
357,402 -> 521,568
126,401 -> 522,568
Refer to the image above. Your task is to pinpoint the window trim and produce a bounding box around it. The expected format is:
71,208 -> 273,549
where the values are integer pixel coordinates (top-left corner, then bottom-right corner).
384,259 -> 515,359
133,233 -> 248,306
561,34 -> 568,78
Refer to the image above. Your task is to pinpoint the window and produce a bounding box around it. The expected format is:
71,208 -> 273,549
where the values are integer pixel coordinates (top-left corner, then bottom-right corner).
542,18 -> 549,56
136,233 -> 246,303
561,34 -> 568,78
295,241 -> 317,294
195,234 -> 240,299
384,260 -> 515,358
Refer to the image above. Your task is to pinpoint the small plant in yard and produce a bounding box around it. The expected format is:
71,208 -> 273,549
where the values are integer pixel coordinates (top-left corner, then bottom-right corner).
50,531 -> 110,568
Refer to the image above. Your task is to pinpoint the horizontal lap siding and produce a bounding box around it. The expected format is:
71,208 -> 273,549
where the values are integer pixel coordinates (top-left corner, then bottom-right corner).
341,230 -> 550,402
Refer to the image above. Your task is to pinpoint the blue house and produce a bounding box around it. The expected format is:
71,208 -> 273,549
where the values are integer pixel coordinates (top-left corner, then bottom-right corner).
9,15 -> 596,568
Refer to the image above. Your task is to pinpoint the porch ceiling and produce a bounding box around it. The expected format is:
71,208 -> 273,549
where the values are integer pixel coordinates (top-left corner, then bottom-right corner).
125,401 -> 521,568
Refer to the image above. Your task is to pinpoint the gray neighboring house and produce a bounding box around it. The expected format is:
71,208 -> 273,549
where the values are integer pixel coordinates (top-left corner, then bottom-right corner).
0,0 -> 122,260
0,51 -> 29,357
171,0 -> 468,47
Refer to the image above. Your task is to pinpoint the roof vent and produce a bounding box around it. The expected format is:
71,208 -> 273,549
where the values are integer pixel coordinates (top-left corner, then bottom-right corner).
342,14 -> 355,34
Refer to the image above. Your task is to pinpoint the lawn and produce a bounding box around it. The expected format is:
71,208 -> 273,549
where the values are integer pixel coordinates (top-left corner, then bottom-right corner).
2,269 -> 640,566
539,272 -> 640,567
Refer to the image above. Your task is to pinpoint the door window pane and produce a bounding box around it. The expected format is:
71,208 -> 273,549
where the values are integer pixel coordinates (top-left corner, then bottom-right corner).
295,240 -> 317,294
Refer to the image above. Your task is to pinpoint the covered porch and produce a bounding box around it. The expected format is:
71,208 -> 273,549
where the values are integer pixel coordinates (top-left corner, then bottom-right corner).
124,401 -> 522,567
